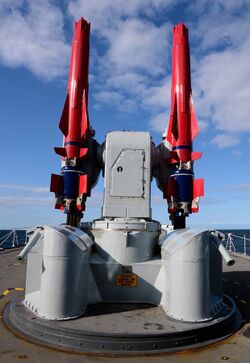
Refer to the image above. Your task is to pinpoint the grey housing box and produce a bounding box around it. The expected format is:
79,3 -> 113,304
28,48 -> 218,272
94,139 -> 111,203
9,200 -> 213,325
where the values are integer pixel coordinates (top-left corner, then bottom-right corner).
102,131 -> 152,218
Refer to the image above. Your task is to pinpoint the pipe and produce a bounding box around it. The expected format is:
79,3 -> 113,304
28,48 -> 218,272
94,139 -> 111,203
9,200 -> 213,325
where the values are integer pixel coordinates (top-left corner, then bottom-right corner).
210,235 -> 235,266
17,230 -> 42,260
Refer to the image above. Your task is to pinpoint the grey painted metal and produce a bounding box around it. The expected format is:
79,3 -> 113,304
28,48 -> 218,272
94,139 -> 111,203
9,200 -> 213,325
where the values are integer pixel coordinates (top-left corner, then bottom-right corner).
102,131 -> 152,218
17,228 -> 43,260
1,247 -> 248,361
24,225 -> 94,320
209,241 -> 223,312
161,229 -> 227,322
90,254 -> 164,305
91,218 -> 161,264
90,217 -> 162,304
23,226 -> 237,323
211,234 -> 235,266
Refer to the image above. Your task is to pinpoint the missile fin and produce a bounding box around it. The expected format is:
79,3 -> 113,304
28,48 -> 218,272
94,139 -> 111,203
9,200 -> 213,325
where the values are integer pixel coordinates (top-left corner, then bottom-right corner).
81,90 -> 90,139
193,178 -> 204,199
54,147 -> 67,157
166,115 -> 174,144
80,147 -> 88,158
59,94 -> 69,136
166,151 -> 179,164
166,96 -> 178,144
50,174 -> 63,194
79,174 -> 88,195
191,151 -> 202,161
190,96 -> 199,141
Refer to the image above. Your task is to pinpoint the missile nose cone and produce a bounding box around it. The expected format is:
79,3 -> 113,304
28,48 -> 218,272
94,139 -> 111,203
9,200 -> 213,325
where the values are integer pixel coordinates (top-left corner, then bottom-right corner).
173,22 -> 189,40
74,17 -> 90,38
174,22 -> 188,32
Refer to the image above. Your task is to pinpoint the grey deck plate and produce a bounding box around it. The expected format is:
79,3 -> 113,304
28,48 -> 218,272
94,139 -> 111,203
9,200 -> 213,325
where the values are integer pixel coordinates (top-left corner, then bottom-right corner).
6,297 -> 238,334
4,293 -> 241,354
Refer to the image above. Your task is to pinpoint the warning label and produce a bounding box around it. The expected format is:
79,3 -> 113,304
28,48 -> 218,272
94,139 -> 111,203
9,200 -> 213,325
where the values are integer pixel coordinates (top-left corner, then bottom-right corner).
116,273 -> 138,287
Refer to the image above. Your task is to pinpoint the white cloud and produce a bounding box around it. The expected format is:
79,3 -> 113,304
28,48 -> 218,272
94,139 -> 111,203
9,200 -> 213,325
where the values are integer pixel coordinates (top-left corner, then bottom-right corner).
191,1 -> 250,148
231,150 -> 242,157
0,195 -> 53,206
142,77 -> 171,110
103,19 -> 170,77
0,0 -> 70,79
92,18 -> 171,115
0,185 -> 103,209
211,133 -> 239,149
225,183 -> 250,192
94,90 -> 136,112
68,0 -> 175,31
149,111 -> 168,133
194,42 -> 250,134
107,72 -> 146,92
0,184 -> 49,193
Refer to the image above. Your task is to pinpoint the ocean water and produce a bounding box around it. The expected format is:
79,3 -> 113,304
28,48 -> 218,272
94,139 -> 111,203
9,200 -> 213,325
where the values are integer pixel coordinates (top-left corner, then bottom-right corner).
220,229 -> 250,255
0,229 -> 26,250
0,228 -> 249,255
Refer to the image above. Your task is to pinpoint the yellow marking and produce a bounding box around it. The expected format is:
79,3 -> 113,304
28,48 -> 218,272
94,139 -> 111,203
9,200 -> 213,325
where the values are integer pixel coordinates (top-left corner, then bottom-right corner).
2,289 -> 10,296
240,299 -> 247,304
116,273 -> 138,287
1,287 -> 24,298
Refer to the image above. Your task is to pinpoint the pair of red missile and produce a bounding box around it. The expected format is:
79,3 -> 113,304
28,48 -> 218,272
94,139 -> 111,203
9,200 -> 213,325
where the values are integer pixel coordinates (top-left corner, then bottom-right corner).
50,17 -> 204,227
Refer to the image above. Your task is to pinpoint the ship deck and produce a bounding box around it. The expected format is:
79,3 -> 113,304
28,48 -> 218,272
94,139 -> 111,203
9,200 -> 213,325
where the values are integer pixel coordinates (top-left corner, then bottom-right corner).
0,247 -> 249,362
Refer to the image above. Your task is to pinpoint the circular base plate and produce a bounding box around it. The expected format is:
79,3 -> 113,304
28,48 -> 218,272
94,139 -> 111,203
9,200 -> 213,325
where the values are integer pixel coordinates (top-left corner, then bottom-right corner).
3,294 -> 241,355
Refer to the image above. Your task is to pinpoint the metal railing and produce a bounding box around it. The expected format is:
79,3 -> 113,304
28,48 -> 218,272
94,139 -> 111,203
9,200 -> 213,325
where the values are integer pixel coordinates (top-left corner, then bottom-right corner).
0,229 -> 26,250
224,233 -> 250,256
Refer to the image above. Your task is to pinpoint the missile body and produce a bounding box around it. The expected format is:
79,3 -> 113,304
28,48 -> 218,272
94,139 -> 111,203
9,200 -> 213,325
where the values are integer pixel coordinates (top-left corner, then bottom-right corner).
50,18 -> 100,226
165,23 -> 204,228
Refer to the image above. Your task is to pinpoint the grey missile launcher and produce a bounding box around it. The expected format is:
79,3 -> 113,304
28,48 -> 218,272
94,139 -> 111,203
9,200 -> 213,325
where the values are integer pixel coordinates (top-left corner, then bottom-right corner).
4,131 -> 241,354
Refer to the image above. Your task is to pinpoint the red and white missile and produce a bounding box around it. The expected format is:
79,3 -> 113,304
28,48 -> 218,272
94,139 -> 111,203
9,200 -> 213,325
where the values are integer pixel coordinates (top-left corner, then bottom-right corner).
50,17 -> 97,226
164,23 -> 204,228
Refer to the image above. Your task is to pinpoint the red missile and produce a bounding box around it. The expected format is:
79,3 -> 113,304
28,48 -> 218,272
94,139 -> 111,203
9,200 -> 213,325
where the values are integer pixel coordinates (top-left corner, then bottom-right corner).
50,17 -> 96,226
166,23 -> 202,164
54,17 -> 91,159
163,23 -> 204,227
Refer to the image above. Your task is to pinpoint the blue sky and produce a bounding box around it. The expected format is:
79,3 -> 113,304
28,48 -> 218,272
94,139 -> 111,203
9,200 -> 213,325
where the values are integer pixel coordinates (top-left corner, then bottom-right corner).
0,0 -> 250,229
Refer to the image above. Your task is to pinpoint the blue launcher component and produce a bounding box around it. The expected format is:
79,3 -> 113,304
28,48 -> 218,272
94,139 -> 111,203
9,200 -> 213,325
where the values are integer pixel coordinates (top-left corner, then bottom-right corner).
170,169 -> 194,203
61,166 -> 84,199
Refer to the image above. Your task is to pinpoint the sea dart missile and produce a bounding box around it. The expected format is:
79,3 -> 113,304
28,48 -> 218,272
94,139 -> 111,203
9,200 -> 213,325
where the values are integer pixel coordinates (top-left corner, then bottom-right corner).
50,17 -> 100,226
164,23 -> 204,229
